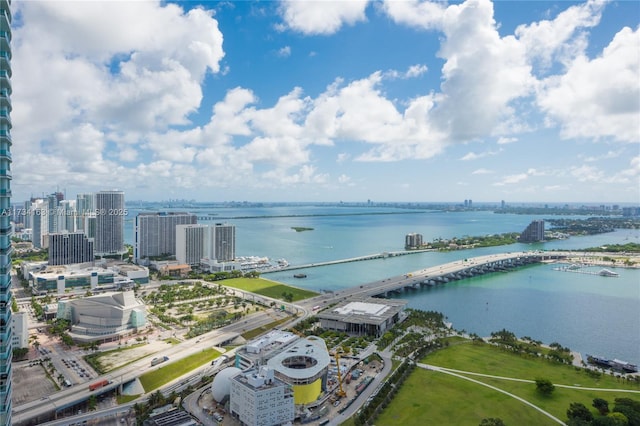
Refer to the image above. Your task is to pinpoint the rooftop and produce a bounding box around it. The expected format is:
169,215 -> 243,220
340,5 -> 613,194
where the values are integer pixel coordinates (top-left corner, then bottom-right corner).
316,296 -> 408,326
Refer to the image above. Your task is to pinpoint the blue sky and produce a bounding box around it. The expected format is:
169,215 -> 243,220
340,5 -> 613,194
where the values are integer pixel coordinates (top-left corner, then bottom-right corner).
9,0 -> 640,204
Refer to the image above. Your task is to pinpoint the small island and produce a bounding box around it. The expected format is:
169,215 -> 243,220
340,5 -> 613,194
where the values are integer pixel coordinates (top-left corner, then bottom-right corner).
291,226 -> 314,232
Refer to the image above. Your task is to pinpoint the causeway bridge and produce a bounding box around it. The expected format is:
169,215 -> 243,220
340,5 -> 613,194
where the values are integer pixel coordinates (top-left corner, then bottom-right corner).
268,249 -> 433,272
302,251 -> 569,302
370,251 -> 568,297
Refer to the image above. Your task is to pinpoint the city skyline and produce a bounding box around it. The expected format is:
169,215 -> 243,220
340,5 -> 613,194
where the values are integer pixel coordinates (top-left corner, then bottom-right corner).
9,0 -> 640,203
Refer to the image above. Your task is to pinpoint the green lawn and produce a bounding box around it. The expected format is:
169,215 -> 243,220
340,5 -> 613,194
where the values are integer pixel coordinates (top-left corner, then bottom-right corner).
222,277 -> 318,301
376,368 -> 554,426
138,348 -> 222,392
373,340 -> 639,426
422,341 -> 636,391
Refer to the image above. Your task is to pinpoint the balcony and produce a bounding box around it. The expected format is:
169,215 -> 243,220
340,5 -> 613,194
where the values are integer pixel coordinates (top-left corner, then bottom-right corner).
0,12 -> 9,35
0,59 -> 10,80
0,150 -> 10,161
0,73 -> 10,93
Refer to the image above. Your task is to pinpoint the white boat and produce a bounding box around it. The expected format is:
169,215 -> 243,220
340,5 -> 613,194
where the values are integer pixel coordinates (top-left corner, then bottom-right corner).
598,268 -> 619,277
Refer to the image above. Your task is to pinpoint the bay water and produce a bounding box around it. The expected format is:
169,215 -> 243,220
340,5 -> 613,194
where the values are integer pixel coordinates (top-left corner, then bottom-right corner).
125,205 -> 640,365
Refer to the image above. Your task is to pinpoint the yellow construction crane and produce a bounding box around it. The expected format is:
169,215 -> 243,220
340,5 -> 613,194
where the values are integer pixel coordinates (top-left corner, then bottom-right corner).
334,350 -> 346,398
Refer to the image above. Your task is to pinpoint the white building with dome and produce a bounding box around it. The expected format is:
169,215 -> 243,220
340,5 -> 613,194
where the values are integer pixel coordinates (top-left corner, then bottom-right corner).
211,366 -> 242,403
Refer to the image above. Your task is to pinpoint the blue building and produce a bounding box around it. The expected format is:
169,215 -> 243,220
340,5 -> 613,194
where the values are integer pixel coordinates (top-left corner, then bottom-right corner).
0,1 -> 12,423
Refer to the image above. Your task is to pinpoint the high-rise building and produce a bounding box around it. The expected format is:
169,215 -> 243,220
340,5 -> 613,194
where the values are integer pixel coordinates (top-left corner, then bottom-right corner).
176,224 -> 207,266
94,190 -> 125,256
76,193 -> 94,231
48,231 -> 94,266
31,200 -> 48,249
405,233 -> 423,249
518,220 -> 545,243
208,222 -> 235,262
0,1 -> 12,421
46,192 -> 59,233
58,199 -> 76,232
134,212 -> 197,263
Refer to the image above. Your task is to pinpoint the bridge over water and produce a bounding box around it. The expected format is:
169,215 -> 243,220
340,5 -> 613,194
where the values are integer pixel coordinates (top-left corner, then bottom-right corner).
266,249 -> 433,272
300,251 -> 569,301
370,251 -> 568,297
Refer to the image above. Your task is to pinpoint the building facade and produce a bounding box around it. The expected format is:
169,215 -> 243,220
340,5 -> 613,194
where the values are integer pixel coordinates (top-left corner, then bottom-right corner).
94,190 -> 125,256
208,222 -> 236,262
0,1 -> 11,421
134,212 -> 197,263
316,297 -> 408,337
405,233 -> 423,249
230,367 -> 295,426
31,201 -> 47,249
176,224 -> 206,266
518,219 -> 545,243
48,231 -> 94,266
10,312 -> 27,350
57,291 -> 146,343
75,192 -> 94,232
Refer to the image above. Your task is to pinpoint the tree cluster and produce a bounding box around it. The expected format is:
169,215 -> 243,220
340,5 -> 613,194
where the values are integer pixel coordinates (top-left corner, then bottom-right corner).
567,397 -> 640,426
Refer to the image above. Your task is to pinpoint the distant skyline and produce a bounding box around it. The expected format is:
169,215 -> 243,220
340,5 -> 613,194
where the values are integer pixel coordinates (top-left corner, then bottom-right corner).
10,0 -> 640,203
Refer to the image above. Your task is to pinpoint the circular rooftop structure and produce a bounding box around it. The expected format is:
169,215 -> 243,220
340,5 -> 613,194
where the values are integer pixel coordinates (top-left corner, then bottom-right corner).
267,336 -> 330,385
211,367 -> 241,402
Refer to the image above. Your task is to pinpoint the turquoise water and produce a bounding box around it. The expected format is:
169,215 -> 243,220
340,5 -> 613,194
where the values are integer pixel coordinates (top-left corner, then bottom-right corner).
125,205 -> 640,365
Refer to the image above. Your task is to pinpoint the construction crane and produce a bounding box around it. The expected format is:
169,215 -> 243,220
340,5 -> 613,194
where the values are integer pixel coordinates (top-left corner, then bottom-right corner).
333,350 -> 347,398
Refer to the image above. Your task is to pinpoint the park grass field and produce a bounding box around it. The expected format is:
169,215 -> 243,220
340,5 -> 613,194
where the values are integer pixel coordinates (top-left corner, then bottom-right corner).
375,368 -> 554,426
138,348 -> 222,392
423,340 -> 636,391
373,340 -> 639,426
222,277 -> 318,301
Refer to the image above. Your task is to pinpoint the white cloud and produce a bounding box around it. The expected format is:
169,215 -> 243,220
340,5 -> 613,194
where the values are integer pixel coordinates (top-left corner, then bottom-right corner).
277,46 -> 292,57
382,0 -> 446,30
497,136 -> 517,145
472,168 -> 493,175
337,153 -> 350,163
515,0 -> 605,69
536,26 -> 640,143
570,165 -> 605,182
406,64 -> 428,78
278,0 -> 370,35
12,0 -> 225,186
581,150 -> 622,162
460,149 -> 502,161
493,173 -> 528,186
383,0 -> 535,143
305,73 -> 445,162
338,174 -> 352,184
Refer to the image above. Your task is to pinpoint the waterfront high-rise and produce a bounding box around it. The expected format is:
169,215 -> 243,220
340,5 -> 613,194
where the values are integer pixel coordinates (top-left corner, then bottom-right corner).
176,224 -> 207,266
134,212 -> 197,263
0,0 -> 12,422
405,233 -> 423,249
94,190 -> 126,257
518,219 -> 545,243
208,222 -> 236,262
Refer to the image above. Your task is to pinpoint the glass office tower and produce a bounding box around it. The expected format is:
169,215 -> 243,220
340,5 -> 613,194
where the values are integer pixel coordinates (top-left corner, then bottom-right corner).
0,1 -> 12,424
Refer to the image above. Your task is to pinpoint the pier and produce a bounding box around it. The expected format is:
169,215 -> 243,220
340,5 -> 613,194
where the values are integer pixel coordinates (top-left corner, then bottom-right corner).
553,264 -> 619,277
